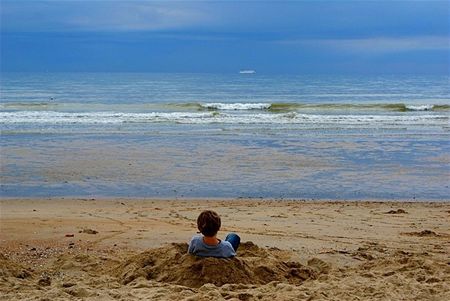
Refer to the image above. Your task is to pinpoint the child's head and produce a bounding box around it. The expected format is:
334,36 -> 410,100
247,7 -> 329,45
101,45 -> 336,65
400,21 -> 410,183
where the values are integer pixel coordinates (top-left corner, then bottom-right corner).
197,210 -> 221,237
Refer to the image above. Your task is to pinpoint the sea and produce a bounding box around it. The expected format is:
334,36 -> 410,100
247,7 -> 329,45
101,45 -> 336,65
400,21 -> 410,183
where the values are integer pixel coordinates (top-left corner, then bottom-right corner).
0,73 -> 449,200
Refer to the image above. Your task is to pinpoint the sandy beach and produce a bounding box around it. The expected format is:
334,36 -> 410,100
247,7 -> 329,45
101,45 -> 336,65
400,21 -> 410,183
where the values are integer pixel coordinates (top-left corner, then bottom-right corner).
2,1 -> 449,300
0,198 -> 449,300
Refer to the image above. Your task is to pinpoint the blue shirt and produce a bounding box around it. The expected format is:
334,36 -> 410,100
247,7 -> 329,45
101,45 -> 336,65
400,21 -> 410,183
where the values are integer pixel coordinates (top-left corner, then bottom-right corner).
188,235 -> 236,258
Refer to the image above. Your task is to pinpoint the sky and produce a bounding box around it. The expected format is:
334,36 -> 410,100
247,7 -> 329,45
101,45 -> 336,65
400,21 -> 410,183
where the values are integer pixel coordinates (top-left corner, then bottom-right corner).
0,0 -> 449,74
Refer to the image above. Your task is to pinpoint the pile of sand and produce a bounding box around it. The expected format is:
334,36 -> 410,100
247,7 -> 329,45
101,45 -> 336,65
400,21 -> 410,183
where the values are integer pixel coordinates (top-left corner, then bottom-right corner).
115,242 -> 330,287
0,253 -> 32,280
1,241 -> 449,300
0,242 -> 332,300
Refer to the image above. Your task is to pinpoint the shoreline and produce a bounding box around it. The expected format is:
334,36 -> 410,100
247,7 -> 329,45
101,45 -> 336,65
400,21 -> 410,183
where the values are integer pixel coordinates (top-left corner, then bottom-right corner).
1,198 -> 449,300
2,196 -> 449,202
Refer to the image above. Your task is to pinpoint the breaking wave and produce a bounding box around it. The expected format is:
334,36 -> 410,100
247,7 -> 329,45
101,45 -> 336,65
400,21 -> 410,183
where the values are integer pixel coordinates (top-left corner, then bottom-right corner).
200,103 -> 272,110
1,102 -> 448,113
404,105 -> 434,111
195,103 -> 449,112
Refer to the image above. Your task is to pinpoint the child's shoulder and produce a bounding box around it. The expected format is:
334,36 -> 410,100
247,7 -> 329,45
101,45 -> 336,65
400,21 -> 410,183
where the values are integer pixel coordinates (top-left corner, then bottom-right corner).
189,234 -> 203,243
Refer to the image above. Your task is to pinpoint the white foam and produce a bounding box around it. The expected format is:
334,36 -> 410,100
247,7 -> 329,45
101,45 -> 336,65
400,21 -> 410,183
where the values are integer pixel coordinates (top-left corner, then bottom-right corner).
1,111 -> 448,128
201,103 -> 271,110
405,105 -> 434,111
0,111 -> 213,124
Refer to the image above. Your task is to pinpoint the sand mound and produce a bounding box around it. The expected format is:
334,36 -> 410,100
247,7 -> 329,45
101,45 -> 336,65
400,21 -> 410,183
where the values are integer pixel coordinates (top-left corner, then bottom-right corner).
115,242 -> 328,288
385,209 -> 408,214
403,230 -> 440,237
2,242 -> 449,300
0,253 -> 33,279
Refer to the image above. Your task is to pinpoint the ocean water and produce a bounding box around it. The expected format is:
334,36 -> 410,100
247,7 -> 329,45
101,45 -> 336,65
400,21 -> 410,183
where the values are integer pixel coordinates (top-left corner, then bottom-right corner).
1,73 -> 449,200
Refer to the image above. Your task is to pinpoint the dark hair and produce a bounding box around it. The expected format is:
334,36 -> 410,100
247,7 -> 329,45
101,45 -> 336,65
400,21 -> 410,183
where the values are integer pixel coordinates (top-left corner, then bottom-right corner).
197,210 -> 221,237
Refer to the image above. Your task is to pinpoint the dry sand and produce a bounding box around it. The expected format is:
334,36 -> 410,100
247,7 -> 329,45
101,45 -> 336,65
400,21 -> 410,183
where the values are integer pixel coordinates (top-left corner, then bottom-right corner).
1,198 -> 449,300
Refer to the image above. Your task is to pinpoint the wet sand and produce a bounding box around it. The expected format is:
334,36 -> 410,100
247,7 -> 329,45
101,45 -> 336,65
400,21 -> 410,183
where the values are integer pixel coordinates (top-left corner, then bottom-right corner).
1,198 -> 449,300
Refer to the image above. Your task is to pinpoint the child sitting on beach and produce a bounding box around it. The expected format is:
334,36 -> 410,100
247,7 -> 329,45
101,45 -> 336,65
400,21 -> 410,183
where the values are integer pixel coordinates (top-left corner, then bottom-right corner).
188,210 -> 240,258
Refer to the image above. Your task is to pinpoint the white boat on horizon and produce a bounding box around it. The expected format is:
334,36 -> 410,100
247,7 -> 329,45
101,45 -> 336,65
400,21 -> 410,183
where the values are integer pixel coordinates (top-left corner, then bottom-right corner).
239,70 -> 256,74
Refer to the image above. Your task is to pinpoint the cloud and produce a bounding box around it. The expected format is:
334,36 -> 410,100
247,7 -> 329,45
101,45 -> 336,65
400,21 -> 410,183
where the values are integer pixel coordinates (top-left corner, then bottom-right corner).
0,1 -> 211,32
276,36 -> 450,53
2,0 -> 449,37
66,3 -> 210,31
